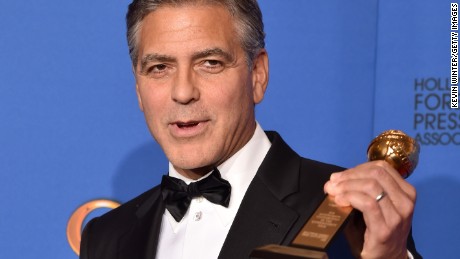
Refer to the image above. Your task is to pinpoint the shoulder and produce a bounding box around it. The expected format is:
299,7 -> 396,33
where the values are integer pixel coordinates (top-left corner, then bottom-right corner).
81,185 -> 161,243
300,157 -> 345,181
80,184 -> 164,258
265,130 -> 345,181
101,185 -> 161,225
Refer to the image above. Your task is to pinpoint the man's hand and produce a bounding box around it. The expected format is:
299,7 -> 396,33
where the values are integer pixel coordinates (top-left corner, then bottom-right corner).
324,161 -> 416,259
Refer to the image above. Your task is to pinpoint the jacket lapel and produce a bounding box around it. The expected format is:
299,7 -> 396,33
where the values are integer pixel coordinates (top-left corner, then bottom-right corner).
118,188 -> 165,259
219,131 -> 318,258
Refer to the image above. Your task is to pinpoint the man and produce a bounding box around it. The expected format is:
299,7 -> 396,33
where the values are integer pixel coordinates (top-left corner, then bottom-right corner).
80,0 -> 421,258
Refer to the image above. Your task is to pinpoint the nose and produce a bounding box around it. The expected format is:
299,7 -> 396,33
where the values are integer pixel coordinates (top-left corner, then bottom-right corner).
171,67 -> 199,104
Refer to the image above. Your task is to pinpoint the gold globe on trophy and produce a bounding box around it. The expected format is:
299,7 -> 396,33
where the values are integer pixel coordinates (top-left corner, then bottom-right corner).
367,130 -> 420,179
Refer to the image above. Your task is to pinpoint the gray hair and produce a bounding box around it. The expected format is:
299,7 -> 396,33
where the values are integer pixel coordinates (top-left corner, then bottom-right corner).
126,0 -> 265,67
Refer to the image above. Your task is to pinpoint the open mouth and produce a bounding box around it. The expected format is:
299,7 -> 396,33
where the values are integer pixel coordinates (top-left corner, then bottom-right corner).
176,121 -> 200,128
169,120 -> 209,137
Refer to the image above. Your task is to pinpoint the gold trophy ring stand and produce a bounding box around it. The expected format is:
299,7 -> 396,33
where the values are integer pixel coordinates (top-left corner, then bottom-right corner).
250,130 -> 420,259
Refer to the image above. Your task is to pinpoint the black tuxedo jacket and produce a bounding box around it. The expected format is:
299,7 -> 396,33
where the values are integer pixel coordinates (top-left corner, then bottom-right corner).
80,131 -> 421,259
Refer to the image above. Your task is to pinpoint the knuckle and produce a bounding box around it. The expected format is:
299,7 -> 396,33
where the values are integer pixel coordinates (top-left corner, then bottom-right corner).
406,184 -> 417,201
368,166 -> 387,180
362,198 -> 378,211
362,180 -> 381,194
377,226 -> 392,241
392,213 -> 403,226
400,200 -> 415,217
373,160 -> 389,168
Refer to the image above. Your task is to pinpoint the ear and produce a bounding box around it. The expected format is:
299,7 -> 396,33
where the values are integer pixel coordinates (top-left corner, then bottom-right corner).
251,49 -> 269,104
133,66 -> 144,112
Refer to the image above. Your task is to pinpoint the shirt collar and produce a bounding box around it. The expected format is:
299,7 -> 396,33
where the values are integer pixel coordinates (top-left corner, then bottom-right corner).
166,122 -> 272,231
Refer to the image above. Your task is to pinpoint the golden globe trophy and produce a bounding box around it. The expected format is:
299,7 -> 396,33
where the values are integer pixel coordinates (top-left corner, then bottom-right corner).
250,130 -> 420,259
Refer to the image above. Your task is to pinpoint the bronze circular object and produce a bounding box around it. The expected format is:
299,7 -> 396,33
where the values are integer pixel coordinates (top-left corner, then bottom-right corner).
367,130 -> 420,179
66,199 -> 120,255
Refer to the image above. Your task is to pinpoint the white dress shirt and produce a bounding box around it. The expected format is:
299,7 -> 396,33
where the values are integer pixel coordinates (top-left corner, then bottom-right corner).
156,123 -> 271,259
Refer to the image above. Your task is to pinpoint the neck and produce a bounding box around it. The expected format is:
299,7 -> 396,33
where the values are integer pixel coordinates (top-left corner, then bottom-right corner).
174,165 -> 215,180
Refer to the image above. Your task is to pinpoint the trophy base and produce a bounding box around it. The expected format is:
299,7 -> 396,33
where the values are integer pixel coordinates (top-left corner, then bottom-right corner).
250,244 -> 328,259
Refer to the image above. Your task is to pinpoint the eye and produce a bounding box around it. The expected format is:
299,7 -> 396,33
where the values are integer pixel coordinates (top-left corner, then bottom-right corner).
142,63 -> 169,78
200,60 -> 224,73
149,64 -> 167,73
204,60 -> 221,67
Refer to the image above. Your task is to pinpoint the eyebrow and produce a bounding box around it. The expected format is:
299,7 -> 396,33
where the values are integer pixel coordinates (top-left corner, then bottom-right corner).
139,47 -> 235,72
140,53 -> 176,72
191,48 -> 235,63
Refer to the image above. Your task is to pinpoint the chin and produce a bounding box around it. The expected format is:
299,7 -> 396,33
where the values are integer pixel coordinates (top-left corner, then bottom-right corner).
169,154 -> 215,170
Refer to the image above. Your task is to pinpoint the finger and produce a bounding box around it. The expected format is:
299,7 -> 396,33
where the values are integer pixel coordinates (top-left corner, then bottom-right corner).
365,161 -> 416,198
326,177 -> 383,199
372,161 -> 417,203
325,175 -> 414,223
334,190 -> 391,236
325,177 -> 391,220
361,161 -> 417,214
374,190 -> 407,230
330,161 -> 416,204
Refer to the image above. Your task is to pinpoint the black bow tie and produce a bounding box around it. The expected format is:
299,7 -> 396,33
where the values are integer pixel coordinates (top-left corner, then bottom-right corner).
161,168 -> 231,222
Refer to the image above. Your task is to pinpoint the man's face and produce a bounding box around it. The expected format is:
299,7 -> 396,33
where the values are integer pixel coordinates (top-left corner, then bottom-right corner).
134,4 -> 268,178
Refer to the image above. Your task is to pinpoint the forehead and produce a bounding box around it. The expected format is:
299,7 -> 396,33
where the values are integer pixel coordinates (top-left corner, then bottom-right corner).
137,4 -> 241,57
